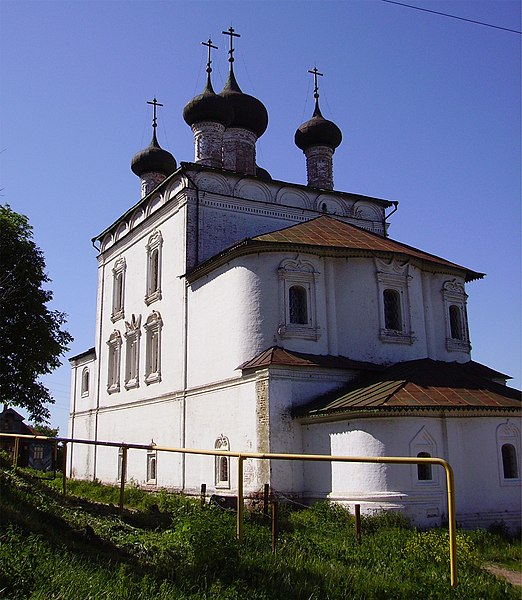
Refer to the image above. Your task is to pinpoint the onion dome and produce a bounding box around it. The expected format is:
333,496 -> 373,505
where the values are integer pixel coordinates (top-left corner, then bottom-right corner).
220,69 -> 268,138
131,130 -> 177,177
183,73 -> 233,127
295,99 -> 342,152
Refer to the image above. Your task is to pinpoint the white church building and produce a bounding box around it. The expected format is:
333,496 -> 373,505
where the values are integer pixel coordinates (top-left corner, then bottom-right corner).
69,33 -> 521,530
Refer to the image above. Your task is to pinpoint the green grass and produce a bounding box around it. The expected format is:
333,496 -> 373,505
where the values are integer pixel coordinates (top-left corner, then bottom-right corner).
0,465 -> 520,599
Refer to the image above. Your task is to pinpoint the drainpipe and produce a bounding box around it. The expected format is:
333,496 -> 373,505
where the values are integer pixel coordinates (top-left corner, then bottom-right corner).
93,258 -> 106,481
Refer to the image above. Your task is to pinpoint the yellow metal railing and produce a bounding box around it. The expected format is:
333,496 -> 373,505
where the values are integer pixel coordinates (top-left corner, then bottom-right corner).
0,432 -> 458,587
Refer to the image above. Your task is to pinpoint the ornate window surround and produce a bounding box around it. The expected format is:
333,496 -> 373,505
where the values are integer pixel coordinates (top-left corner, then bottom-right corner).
215,435 -> 230,489
409,427 -> 439,487
277,258 -> 320,340
107,330 -> 122,394
496,421 -> 520,486
111,257 -> 126,322
375,258 -> 413,344
145,231 -> 163,305
442,279 -> 470,352
144,311 -> 162,385
124,314 -> 141,390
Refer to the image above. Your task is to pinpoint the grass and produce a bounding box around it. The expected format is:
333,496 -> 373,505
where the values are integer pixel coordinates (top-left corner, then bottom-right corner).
0,464 -> 520,599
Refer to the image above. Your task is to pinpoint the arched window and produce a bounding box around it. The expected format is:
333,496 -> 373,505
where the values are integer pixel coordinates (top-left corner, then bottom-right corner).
215,435 -> 230,488
147,451 -> 157,483
150,249 -> 159,293
383,289 -> 402,331
449,305 -> 463,340
111,257 -> 126,322
289,285 -> 308,325
321,202 -> 328,213
417,451 -> 433,481
501,444 -> 519,479
144,311 -> 162,385
81,368 -> 89,397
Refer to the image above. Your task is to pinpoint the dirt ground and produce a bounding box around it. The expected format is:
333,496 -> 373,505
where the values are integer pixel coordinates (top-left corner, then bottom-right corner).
484,564 -> 522,588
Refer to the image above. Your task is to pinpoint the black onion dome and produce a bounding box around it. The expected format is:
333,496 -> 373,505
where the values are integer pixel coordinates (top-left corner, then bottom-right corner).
219,70 -> 268,138
294,101 -> 342,151
131,131 -> 177,177
183,77 -> 233,127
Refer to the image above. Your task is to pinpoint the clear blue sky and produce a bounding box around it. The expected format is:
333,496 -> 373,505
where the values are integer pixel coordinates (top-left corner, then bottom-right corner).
1,0 -> 520,434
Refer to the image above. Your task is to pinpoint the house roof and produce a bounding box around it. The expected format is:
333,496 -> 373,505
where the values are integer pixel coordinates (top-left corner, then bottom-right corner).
238,346 -> 381,372
187,216 -> 483,283
294,358 -> 521,418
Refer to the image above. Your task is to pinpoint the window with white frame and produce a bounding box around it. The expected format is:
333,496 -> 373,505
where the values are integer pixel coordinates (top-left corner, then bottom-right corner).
145,231 -> 163,305
497,422 -> 520,485
442,279 -> 470,352
81,367 -> 90,397
124,315 -> 141,390
215,435 -> 230,488
107,330 -> 122,393
111,257 -> 126,322
144,311 -> 162,384
375,258 -> 413,344
278,258 -> 320,340
147,451 -> 157,483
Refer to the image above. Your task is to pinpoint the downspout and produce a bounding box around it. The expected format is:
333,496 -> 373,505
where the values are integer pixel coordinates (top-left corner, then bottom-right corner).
69,362 -> 77,477
93,255 -> 105,481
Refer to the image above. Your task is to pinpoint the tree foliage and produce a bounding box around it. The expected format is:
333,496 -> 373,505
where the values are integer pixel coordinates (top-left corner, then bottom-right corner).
0,205 -> 73,423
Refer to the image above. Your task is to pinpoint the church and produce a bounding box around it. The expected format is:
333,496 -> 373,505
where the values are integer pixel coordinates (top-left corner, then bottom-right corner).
68,31 -> 521,530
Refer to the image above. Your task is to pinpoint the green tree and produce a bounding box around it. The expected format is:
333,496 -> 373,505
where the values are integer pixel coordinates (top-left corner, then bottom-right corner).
0,205 -> 73,423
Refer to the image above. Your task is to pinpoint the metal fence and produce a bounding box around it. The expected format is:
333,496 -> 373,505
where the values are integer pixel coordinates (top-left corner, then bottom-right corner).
0,432 -> 458,587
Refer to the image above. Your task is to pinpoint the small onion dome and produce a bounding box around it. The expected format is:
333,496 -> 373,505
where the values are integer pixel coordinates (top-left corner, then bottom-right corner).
294,101 -> 342,151
255,165 -> 272,180
183,77 -> 233,127
219,70 -> 268,138
131,131 -> 177,177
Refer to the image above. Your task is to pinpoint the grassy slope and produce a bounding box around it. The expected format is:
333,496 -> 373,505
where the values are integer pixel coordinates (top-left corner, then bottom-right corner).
0,466 -> 520,600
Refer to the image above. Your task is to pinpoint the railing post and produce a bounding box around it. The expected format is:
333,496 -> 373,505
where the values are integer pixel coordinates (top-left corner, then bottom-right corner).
445,462 -> 457,588
354,503 -> 361,543
62,442 -> 68,497
263,483 -> 270,517
236,455 -> 244,541
119,446 -> 128,511
271,500 -> 279,553
200,483 -> 207,508
12,437 -> 20,468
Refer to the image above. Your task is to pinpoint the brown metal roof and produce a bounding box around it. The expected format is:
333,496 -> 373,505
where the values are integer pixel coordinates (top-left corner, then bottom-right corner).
252,217 -> 483,281
238,346 -> 380,372
295,359 -> 521,417
187,216 -> 483,283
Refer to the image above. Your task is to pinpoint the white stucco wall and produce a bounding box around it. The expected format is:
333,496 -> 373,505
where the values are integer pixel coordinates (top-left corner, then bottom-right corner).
300,414 -> 522,529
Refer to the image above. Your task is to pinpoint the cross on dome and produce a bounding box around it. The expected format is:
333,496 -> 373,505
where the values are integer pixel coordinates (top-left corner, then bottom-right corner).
147,97 -> 163,129
308,67 -> 324,101
222,26 -> 240,65
202,38 -> 218,75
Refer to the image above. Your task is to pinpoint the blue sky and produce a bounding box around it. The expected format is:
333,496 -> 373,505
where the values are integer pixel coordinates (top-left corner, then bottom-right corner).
1,0 -> 520,434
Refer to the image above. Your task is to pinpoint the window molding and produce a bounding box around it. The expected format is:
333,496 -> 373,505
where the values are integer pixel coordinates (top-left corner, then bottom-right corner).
145,231 -> 163,305
409,426 -> 439,487
442,279 -> 470,352
124,314 -> 141,390
497,422 -> 520,486
144,311 -> 162,385
375,258 -> 413,344
277,258 -> 320,340
107,330 -> 122,394
111,257 -> 126,322
215,435 -> 230,489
